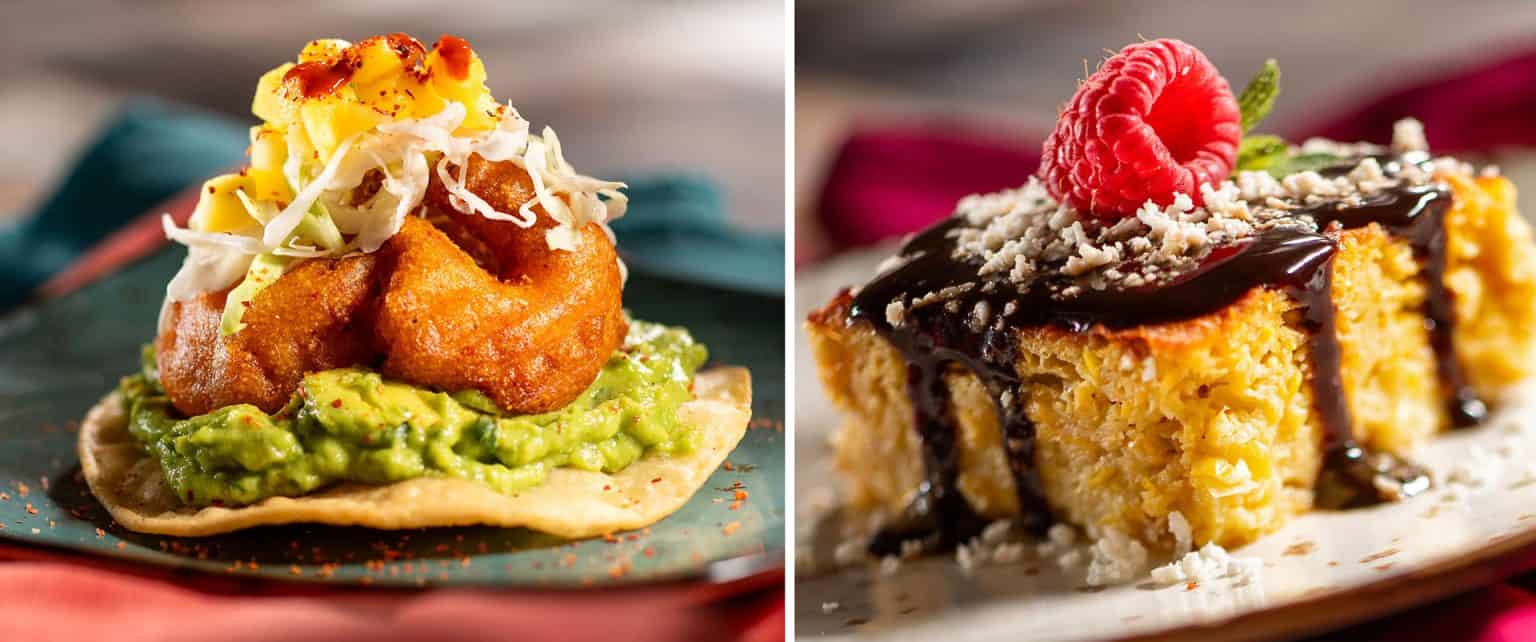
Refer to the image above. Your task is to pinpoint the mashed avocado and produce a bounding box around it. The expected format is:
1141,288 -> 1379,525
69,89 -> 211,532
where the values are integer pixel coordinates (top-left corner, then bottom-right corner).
121,320 -> 708,507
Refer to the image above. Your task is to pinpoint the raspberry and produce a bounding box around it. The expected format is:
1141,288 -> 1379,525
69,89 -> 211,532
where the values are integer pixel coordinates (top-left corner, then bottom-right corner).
1039,39 -> 1241,220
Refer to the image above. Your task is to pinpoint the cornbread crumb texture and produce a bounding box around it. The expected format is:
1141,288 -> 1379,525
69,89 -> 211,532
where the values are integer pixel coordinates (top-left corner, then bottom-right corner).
810,170 -> 1536,552
810,288 -> 1320,552
1443,172 -> 1536,395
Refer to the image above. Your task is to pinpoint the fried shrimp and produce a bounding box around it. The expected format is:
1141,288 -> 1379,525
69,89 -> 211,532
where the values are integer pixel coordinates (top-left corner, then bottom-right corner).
156,156 -> 626,417
157,256 -> 382,415
381,155 -> 627,414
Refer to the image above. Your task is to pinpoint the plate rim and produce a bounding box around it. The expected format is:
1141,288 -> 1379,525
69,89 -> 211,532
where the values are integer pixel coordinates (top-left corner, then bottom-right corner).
794,248 -> 1536,642
1112,520 -> 1536,642
0,246 -> 787,593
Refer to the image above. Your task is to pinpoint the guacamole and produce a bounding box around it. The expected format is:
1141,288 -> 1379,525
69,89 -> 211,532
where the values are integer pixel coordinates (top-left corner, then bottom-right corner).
121,320 -> 708,507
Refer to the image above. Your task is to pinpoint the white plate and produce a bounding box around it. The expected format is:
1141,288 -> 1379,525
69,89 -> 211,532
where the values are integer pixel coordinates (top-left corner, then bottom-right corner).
794,245 -> 1536,642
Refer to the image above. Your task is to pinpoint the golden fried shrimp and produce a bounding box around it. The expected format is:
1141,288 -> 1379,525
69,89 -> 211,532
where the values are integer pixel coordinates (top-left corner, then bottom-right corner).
156,155 -> 626,417
381,156 -> 627,414
157,256 -> 382,415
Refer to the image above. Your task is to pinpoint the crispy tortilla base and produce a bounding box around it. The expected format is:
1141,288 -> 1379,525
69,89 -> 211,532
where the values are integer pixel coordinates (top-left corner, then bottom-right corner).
79,368 -> 751,538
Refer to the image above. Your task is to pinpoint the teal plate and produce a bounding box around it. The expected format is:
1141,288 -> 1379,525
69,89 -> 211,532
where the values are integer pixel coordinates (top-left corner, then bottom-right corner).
0,248 -> 784,588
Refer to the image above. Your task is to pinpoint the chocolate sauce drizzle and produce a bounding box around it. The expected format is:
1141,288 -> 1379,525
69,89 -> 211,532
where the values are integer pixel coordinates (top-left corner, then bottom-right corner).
850,161 -> 1463,554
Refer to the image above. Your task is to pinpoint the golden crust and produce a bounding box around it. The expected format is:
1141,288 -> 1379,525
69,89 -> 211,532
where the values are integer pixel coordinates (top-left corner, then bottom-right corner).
157,157 -> 626,417
382,155 -> 627,415
80,368 -> 751,537
158,255 -> 382,416
809,173 -> 1536,550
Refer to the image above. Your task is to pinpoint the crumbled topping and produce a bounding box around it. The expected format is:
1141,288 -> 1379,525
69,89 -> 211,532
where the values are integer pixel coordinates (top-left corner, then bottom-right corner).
1392,118 -> 1428,154
1168,510 -> 1193,557
1297,137 -> 1386,159
968,300 -> 992,332
885,300 -> 906,327
1084,527 -> 1149,586
951,519 -> 1032,575
1149,542 -> 1263,587
886,142 -> 1454,317
1146,507 -> 1262,586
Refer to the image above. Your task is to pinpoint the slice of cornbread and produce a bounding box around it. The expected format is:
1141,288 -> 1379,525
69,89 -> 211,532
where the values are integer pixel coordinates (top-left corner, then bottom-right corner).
808,170 -> 1536,551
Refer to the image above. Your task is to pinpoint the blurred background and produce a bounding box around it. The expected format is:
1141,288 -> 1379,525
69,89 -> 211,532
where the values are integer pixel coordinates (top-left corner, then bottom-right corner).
0,0 -> 785,232
795,0 -> 1536,261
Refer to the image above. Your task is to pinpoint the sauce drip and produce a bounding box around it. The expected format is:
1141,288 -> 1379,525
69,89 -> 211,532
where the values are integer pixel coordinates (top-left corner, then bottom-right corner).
283,58 -> 357,100
849,164 -> 1454,553
281,34 -> 433,100
433,35 -> 475,81
1298,177 -> 1483,425
385,33 -> 428,76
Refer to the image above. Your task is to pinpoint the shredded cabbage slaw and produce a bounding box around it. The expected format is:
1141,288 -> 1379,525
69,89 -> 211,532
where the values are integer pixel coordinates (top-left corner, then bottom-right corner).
159,99 -> 628,335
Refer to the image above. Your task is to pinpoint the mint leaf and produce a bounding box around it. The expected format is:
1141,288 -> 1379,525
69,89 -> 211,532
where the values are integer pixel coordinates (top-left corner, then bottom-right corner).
1238,59 -> 1280,134
1264,152 -> 1343,178
1234,136 -> 1345,178
1235,134 -> 1288,172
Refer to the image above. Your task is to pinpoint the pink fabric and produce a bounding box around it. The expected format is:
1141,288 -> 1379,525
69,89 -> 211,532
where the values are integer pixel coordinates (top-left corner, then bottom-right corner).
1303,47 -> 1536,155
1368,584 -> 1534,642
816,124 -> 1041,250
807,48 -> 1536,642
0,561 -> 783,642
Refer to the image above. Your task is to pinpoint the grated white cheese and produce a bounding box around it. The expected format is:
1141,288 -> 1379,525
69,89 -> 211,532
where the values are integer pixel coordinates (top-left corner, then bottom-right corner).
1084,527 -> 1149,586
1392,117 -> 1429,154
1149,542 -> 1263,587
1168,510 -> 1193,557
902,134 -> 1462,320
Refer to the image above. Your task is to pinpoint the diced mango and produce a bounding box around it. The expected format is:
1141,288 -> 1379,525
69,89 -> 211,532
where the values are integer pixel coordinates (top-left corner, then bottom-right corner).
252,63 -> 295,124
400,77 -> 448,121
427,48 -> 494,131
450,92 -> 502,133
246,127 -> 293,200
427,47 -> 486,100
351,38 -> 407,86
299,39 -> 351,63
190,174 -> 258,233
246,169 -> 290,203
243,34 -> 511,185
248,126 -> 286,171
300,96 -> 385,159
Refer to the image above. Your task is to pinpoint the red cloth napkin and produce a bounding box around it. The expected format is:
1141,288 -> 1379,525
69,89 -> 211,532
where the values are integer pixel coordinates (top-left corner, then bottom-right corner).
2,189 -> 785,642
808,48 -> 1536,642
817,124 -> 1041,250
0,559 -> 783,642
1305,47 -> 1536,155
